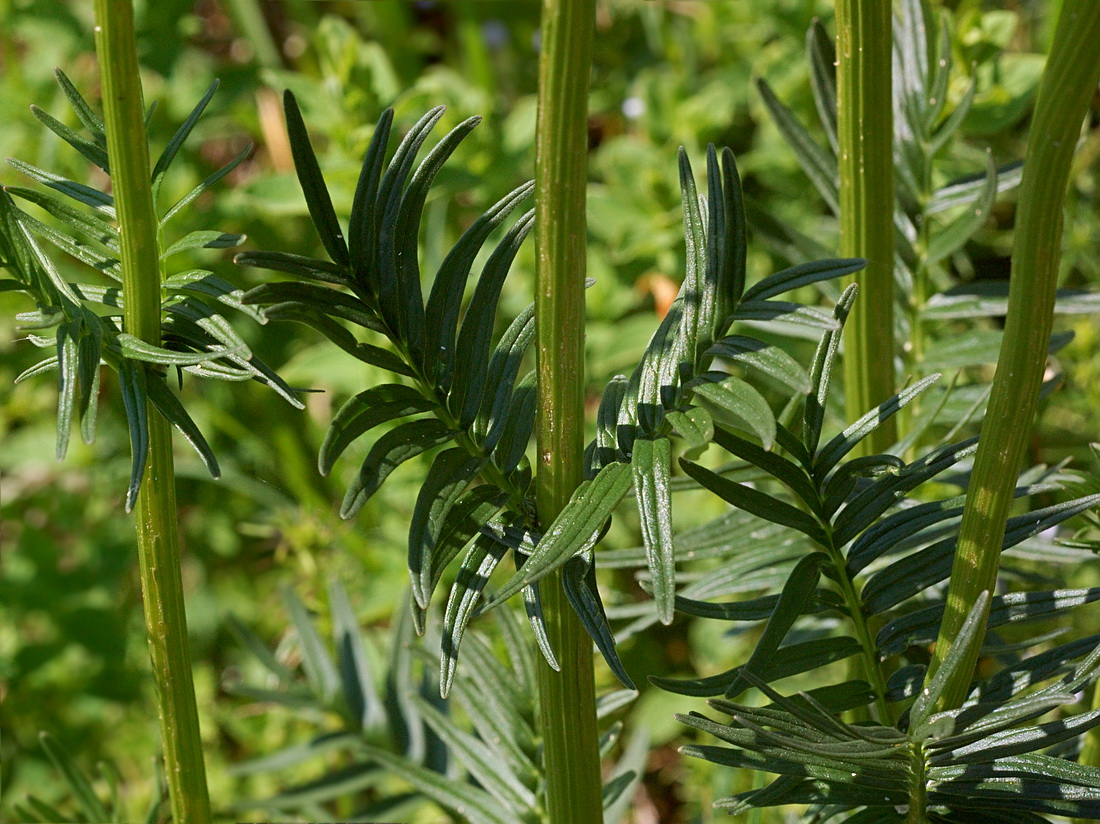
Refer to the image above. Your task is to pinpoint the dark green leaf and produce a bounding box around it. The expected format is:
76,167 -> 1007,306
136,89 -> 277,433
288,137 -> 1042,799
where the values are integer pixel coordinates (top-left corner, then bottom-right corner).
633,437 -> 676,624
341,419 -> 457,518
679,458 -> 828,545
236,250 -> 350,286
711,424 -> 818,506
814,374 -> 942,479
755,78 -> 839,215
440,532 -> 509,697
666,406 -> 713,459
477,303 -> 535,451
707,334 -> 812,395
5,185 -> 118,251
54,69 -> 106,144
7,158 -> 115,215
832,437 -> 979,547
731,299 -> 841,330
283,91 -> 349,267
409,448 -> 483,609
448,201 -> 535,415
803,283 -> 858,456
422,178 -> 531,390
690,373 -> 776,449
924,153 -> 997,266
562,552 -> 637,690
319,384 -> 435,475
151,80 -> 219,194
480,462 -> 633,611
117,359 -> 149,512
725,553 -> 826,698
491,371 -> 536,477
877,588 -> 1100,657
145,376 -> 220,478
161,230 -> 244,258
349,108 -> 394,288
807,19 -> 838,152
742,258 -> 864,304
161,145 -> 252,225
652,636 -> 861,697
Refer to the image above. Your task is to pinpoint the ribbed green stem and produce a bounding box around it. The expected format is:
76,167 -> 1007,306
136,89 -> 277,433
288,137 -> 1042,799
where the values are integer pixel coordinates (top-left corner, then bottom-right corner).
928,0 -> 1100,714
907,742 -> 929,823
94,2 -> 212,821
836,0 -> 896,455
532,0 -> 602,822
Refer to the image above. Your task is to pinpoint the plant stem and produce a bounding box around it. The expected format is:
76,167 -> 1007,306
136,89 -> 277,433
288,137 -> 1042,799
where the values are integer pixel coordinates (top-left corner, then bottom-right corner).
94,2 -> 212,821
533,0 -> 602,822
928,0 -> 1100,714
836,0 -> 896,455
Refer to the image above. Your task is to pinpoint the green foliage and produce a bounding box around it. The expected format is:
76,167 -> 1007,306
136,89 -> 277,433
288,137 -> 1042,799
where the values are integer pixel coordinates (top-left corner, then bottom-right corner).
227,580 -> 645,823
0,73 -> 299,510
239,91 -> 866,691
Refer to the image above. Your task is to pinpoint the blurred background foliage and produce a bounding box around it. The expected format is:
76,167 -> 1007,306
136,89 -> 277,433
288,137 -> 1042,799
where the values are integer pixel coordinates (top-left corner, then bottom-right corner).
1,0 -> 1097,820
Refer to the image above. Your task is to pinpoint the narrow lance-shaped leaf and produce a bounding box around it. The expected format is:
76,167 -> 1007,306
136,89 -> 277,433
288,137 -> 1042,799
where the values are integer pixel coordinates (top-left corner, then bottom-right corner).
117,359 -> 149,513
689,373 -> 776,450
807,18 -> 838,152
341,419 -> 457,519
741,258 -> 865,304
54,68 -> 106,145
374,106 -> 445,336
632,437 -> 676,625
803,283 -> 858,456
394,115 -> 484,362
562,553 -> 637,690
447,199 -> 535,410
152,79 -> 219,196
479,462 -> 633,611
145,376 -> 220,478
707,334 -> 812,395
409,448 -> 483,610
924,152 -> 997,266
283,90 -> 349,267
679,457 -> 829,546
814,373 -> 942,479
54,318 -> 79,459
348,107 -> 394,290
161,144 -> 252,225
319,384 -> 435,476
725,553 -> 826,698
755,77 -> 839,215
440,532 -> 509,698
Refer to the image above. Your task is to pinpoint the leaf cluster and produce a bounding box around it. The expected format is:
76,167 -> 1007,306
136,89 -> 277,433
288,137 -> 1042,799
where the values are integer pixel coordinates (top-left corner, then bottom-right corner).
226,582 -> 645,823
238,91 -> 866,689
0,73 -> 299,509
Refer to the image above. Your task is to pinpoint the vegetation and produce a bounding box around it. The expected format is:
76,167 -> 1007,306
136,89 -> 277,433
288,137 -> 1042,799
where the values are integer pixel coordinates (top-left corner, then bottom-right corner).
3,1 -> 1100,821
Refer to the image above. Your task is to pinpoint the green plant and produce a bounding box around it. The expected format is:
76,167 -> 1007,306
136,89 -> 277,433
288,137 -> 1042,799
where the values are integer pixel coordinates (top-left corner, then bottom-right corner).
0,0 -> 299,817
225,580 -> 646,822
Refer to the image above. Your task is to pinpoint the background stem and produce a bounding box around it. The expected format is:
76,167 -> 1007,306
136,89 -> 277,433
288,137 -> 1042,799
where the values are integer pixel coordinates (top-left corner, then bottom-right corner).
928,0 -> 1100,714
836,0 -> 896,455
93,1 -> 212,820
532,0 -> 602,822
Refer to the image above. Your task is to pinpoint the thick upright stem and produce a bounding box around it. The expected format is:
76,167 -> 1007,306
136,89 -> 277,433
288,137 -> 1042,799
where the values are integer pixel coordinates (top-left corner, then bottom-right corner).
532,0 -> 602,822
94,2 -> 212,820
836,0 -> 896,454
929,0 -> 1100,714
